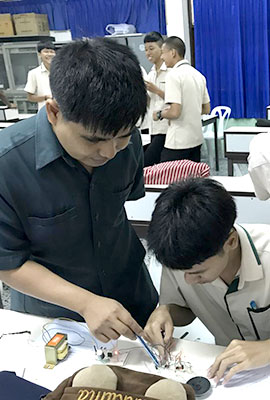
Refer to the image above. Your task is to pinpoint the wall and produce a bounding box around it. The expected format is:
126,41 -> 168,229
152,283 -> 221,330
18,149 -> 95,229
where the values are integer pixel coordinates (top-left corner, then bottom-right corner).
165,0 -> 191,62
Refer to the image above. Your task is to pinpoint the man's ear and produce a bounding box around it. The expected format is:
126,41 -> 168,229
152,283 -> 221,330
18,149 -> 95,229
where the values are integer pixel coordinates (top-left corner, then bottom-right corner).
172,48 -> 177,59
223,229 -> 239,253
46,99 -> 61,127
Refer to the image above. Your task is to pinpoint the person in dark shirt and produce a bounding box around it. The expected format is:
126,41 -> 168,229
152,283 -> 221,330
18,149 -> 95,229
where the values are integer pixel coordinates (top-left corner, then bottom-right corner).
0,38 -> 158,343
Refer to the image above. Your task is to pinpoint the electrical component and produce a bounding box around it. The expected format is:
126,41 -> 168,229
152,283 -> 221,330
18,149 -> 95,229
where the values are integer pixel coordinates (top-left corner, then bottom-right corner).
44,332 -> 69,369
94,347 -> 119,363
186,376 -> 211,397
96,349 -> 105,361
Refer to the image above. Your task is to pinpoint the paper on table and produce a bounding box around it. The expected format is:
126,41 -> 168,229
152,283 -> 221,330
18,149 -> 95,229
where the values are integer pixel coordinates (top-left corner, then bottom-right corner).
213,365 -> 270,400
0,332 -> 31,377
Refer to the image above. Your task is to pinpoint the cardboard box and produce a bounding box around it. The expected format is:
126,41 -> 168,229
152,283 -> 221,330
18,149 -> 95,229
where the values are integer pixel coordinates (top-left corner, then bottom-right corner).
0,106 -> 19,121
0,14 -> 15,36
13,13 -> 50,36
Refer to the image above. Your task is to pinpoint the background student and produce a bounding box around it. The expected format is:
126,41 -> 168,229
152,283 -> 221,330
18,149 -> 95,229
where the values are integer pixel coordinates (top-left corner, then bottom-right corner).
153,36 -> 210,163
248,132 -> 270,200
24,41 -> 56,111
143,31 -> 169,167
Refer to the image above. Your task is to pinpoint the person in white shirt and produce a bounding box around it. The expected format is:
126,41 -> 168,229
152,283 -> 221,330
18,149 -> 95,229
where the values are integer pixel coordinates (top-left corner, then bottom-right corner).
143,31 -> 169,167
144,178 -> 270,385
153,36 -> 210,163
24,41 -> 56,111
248,132 -> 270,200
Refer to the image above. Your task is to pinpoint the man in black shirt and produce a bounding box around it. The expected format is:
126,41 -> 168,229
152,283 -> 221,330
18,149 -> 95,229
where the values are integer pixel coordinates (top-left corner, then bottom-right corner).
0,39 -> 158,343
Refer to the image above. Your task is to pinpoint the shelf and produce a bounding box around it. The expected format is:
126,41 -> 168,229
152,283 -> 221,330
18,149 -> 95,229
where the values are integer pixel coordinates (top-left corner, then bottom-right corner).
0,35 -> 55,43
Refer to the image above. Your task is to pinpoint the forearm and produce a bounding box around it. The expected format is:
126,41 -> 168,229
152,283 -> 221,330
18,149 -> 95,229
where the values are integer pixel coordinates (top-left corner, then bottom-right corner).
0,260 -> 93,316
0,261 -> 143,341
159,103 -> 181,120
156,89 -> 165,99
0,93 -> 11,107
27,93 -> 48,103
167,304 -> 196,326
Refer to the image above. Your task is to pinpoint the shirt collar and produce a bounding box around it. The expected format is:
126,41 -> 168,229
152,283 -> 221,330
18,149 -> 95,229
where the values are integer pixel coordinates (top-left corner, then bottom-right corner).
35,107 -> 64,170
235,224 -> 263,289
173,59 -> 190,68
40,62 -> 49,73
150,62 -> 168,73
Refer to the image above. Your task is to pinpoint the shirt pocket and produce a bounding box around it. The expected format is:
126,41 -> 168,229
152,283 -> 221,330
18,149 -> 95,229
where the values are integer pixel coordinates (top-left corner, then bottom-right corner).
97,182 -> 134,227
27,207 -> 78,254
159,80 -> 166,90
247,304 -> 270,340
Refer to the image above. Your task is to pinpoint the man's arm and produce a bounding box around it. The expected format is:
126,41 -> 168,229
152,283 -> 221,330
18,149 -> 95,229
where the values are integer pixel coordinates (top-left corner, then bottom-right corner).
26,93 -> 52,104
153,103 -> 182,121
0,91 -> 12,107
0,261 -> 143,342
202,102 -> 210,115
145,81 -> 165,99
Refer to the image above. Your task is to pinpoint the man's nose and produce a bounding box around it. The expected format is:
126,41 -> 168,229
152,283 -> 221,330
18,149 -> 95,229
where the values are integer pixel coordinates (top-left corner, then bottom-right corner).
99,139 -> 117,160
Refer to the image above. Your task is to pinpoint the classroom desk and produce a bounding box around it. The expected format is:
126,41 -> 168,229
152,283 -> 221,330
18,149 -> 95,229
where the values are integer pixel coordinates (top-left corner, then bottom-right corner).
0,309 -> 269,399
224,126 -> 270,175
202,114 -> 218,170
0,121 -> 15,129
0,114 -> 34,130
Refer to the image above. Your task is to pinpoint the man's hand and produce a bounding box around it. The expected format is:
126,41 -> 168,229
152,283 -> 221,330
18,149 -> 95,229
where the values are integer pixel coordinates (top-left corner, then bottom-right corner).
145,81 -> 163,97
81,294 -> 143,343
143,305 -> 174,356
153,111 -> 159,121
207,339 -> 270,385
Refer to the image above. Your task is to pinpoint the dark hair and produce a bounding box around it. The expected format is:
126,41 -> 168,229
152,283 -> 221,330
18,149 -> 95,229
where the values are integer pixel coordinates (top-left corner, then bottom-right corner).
147,178 -> 237,269
37,41 -> 55,53
144,31 -> 164,47
49,38 -> 147,136
164,36 -> 186,58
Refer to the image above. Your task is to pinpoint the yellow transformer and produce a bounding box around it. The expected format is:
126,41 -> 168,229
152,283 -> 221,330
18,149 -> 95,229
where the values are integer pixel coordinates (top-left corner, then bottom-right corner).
44,332 -> 69,369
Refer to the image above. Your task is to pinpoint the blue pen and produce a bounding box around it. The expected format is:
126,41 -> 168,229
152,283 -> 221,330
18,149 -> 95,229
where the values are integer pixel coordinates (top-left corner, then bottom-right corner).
250,300 -> 257,310
136,335 -> 160,368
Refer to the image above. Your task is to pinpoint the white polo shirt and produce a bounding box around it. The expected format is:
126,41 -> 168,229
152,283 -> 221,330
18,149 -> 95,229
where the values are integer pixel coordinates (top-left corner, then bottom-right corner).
164,60 -> 210,150
248,132 -> 270,200
24,63 -> 52,111
147,62 -> 169,135
160,224 -> 270,346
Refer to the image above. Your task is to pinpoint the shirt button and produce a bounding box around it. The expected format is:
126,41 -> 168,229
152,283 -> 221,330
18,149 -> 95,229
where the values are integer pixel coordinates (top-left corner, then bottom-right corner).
95,213 -> 99,222
97,241 -> 101,248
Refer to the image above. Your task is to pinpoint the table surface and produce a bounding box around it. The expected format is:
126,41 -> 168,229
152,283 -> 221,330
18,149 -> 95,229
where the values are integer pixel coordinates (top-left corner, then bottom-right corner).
0,309 -> 269,399
145,174 -> 255,194
225,126 -> 270,133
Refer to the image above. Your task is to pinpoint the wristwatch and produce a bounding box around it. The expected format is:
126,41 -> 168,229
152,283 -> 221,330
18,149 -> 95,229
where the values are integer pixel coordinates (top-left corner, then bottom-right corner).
156,110 -> 163,120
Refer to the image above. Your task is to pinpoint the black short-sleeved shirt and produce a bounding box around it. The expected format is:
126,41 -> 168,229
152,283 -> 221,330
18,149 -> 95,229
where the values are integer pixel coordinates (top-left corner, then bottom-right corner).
0,108 -> 158,326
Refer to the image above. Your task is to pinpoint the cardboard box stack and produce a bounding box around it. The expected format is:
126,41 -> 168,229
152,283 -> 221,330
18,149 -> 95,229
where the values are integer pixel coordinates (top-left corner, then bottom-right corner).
0,14 -> 15,36
13,13 -> 50,36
